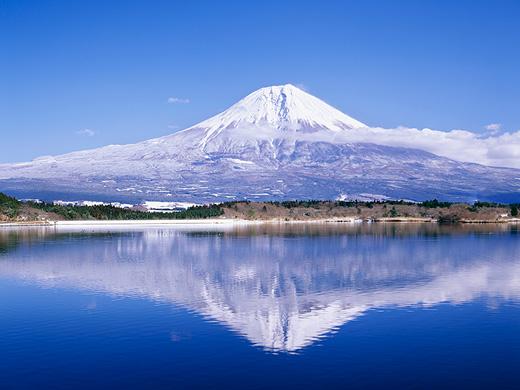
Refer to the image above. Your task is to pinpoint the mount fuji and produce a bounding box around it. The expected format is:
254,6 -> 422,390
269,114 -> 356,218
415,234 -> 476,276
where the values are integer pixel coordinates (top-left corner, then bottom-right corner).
1,84 -> 519,203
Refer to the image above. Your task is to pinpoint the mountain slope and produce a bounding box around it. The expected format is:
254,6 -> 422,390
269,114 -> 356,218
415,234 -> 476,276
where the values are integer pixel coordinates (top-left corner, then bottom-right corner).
1,84 -> 519,203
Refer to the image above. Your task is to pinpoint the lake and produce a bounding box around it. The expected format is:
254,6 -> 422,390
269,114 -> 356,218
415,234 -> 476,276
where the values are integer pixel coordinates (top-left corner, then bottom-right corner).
1,222 -> 519,389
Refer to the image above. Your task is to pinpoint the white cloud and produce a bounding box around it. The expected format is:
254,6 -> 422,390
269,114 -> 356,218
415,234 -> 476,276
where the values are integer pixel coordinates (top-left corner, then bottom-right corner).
484,123 -> 501,135
77,129 -> 95,136
340,126 -> 520,168
295,83 -> 309,92
229,123 -> 520,169
167,97 -> 190,103
485,123 -> 501,131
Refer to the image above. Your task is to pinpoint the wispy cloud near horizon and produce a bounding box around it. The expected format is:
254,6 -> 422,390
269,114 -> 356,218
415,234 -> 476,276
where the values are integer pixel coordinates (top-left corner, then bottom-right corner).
484,123 -> 501,135
485,123 -> 501,131
295,83 -> 309,92
77,129 -> 95,136
167,97 -> 190,103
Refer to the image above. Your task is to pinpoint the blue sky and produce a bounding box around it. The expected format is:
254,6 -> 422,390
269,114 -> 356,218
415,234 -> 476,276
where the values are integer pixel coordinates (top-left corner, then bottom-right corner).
1,0 -> 519,164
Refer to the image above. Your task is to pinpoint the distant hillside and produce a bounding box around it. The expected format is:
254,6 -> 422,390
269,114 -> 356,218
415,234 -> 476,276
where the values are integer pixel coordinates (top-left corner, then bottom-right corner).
0,193 -> 223,223
220,200 -> 519,223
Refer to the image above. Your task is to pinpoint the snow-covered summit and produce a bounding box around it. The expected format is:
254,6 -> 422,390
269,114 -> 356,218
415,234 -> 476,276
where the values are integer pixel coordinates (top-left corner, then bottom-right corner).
185,84 -> 367,134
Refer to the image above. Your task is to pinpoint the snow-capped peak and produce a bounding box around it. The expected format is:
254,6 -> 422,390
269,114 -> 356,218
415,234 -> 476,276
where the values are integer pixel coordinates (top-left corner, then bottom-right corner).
186,84 -> 367,134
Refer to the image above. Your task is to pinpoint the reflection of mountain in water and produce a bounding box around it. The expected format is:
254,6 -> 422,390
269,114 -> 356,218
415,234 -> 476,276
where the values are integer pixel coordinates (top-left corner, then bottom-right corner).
0,224 -> 519,352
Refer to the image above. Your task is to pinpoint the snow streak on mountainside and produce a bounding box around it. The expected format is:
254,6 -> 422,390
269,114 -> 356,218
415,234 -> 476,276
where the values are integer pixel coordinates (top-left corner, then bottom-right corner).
0,84 -> 519,203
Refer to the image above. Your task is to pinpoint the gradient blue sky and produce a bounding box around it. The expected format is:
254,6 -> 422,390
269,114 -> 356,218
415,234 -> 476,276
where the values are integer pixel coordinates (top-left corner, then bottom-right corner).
2,0 -> 519,163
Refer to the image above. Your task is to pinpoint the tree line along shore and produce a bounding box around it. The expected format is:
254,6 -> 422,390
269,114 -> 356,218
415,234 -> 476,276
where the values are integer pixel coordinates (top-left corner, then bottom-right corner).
0,192 -> 519,224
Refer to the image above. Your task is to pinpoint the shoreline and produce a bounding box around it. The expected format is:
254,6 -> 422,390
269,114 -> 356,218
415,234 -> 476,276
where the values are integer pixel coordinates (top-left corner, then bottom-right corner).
1,217 -> 519,227
0,219 -> 238,227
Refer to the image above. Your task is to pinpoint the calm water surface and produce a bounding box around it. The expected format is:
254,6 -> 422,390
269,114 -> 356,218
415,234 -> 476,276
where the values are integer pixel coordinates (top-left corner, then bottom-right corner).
0,223 -> 519,389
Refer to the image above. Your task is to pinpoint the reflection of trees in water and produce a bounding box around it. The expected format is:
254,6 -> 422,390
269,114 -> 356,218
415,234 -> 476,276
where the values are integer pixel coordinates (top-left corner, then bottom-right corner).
222,222 -> 519,239
0,228 -> 47,255
1,222 -> 518,245
0,227 -> 132,254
